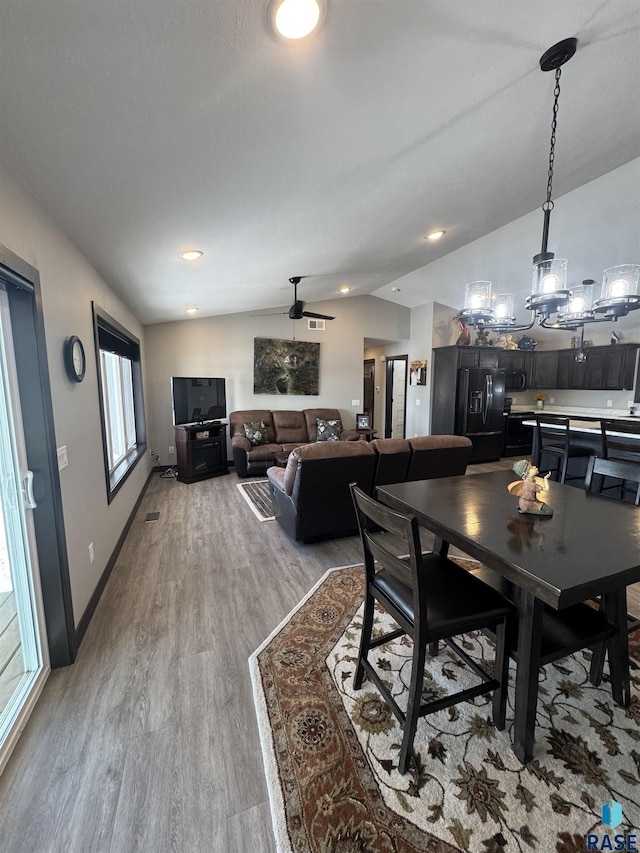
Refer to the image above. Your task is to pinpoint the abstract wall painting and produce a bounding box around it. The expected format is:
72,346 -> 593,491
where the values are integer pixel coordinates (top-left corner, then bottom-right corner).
253,338 -> 320,395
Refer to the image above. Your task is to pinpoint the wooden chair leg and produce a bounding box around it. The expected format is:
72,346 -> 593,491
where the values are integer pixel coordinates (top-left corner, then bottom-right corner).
354,589 -> 375,690
492,619 -> 509,730
398,634 -> 428,774
559,454 -> 569,484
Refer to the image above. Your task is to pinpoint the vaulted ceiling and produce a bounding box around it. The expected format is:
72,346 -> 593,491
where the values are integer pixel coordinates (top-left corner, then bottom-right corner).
1,1 -> 638,324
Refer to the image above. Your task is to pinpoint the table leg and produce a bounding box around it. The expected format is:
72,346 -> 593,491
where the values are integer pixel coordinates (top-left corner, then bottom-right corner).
513,592 -> 544,764
603,589 -> 631,707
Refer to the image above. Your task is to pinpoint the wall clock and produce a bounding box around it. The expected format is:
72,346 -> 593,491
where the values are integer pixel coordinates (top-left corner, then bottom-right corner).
64,335 -> 86,383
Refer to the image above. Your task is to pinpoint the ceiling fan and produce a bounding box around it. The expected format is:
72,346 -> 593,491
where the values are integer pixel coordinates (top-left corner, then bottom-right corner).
287,277 -> 335,321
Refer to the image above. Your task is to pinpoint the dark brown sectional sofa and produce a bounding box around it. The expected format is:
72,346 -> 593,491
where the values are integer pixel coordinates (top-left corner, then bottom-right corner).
229,408 -> 359,477
267,434 -> 472,542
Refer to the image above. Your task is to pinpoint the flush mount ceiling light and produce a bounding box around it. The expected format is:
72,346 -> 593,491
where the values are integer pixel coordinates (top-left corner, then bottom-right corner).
457,38 -> 639,344
178,250 -> 203,261
339,286 -> 351,293
185,307 -> 199,314
426,230 -> 446,241
270,0 -> 323,40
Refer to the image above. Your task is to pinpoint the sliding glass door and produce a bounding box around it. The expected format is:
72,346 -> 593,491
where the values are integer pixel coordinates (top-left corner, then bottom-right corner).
0,284 -> 48,772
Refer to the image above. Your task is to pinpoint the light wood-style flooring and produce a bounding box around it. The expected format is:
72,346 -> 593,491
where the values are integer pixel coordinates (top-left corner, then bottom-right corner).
0,459 -> 637,852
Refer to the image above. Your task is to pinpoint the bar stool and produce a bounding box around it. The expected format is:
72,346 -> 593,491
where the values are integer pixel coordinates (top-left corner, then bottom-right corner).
599,419 -> 640,504
533,414 -> 592,484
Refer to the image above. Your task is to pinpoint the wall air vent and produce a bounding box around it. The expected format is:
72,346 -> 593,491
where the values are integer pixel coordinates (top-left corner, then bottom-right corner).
307,319 -> 326,331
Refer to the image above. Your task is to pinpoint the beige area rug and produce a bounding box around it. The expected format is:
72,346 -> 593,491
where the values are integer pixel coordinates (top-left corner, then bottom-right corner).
249,564 -> 640,852
236,480 -> 275,521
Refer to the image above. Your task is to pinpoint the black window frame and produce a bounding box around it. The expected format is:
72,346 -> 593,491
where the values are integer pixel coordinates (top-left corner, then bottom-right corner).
92,303 -> 146,503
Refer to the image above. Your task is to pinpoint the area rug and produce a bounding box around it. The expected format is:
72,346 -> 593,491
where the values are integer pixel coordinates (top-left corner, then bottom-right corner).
236,480 -> 275,521
249,564 -> 640,853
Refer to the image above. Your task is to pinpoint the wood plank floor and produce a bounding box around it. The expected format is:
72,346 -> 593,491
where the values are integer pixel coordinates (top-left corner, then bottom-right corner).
0,460 -> 637,852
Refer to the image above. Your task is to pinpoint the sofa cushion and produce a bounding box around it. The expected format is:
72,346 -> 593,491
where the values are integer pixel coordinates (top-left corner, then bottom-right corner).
244,420 -> 269,445
303,408 -> 343,442
284,439 -> 375,495
406,435 -> 472,481
272,410 -> 309,445
316,418 -> 342,441
246,443 -> 282,462
230,410 -> 275,443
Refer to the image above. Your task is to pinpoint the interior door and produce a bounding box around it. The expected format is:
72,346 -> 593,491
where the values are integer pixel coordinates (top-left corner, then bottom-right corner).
0,284 -> 49,773
362,359 -> 375,425
384,356 -> 408,438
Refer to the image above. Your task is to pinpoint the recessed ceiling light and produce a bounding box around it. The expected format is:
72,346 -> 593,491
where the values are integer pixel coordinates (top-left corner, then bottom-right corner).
185,307 -> 199,314
426,230 -> 446,241
339,286 -> 351,294
391,287 -> 401,292
271,0 -> 322,39
178,250 -> 203,261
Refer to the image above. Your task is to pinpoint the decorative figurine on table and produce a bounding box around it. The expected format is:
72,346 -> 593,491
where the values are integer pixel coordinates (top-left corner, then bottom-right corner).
496,333 -> 518,350
507,459 -> 553,516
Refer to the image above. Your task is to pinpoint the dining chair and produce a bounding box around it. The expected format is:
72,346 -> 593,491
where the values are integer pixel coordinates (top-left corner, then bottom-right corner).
584,453 -> 640,685
349,483 -> 515,774
598,419 -> 640,504
533,414 -> 592,484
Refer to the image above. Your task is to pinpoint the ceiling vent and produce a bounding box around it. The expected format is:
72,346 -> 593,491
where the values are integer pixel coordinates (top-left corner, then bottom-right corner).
307,318 -> 325,331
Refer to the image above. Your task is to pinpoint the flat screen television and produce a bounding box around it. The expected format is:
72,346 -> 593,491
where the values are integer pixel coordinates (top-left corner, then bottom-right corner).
171,377 -> 227,425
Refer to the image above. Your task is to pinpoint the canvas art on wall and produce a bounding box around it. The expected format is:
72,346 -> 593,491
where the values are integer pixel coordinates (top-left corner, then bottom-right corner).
253,338 -> 320,395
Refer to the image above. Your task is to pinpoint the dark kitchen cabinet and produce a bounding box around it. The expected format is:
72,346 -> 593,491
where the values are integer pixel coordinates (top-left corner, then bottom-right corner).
536,343 -> 638,391
531,351 -> 558,389
457,347 -> 501,369
497,350 -> 532,372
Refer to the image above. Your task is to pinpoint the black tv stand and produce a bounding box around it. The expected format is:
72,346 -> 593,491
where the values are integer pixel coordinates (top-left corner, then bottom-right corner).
174,423 -> 228,483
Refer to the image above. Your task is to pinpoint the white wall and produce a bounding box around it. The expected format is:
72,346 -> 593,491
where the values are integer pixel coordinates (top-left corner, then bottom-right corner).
145,295 -> 410,463
0,164 -> 151,626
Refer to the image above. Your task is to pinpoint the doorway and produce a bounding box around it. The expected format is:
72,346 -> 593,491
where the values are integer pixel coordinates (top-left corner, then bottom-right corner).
384,356 -> 408,438
0,246 -> 75,774
362,359 -> 375,426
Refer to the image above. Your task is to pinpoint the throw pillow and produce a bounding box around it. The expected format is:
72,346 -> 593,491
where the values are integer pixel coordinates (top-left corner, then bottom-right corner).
316,418 -> 342,441
244,420 -> 268,446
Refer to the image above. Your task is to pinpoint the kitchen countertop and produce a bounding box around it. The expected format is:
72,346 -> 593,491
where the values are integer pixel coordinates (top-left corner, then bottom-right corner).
517,406 -> 640,437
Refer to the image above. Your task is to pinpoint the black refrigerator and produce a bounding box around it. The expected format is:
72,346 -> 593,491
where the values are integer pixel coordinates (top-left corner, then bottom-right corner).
455,368 -> 506,462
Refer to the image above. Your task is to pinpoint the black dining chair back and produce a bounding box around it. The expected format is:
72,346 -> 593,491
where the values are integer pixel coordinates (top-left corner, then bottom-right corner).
598,419 -> 640,504
585,455 -> 640,506
534,414 -> 592,484
584,451 -> 640,684
349,483 -> 514,774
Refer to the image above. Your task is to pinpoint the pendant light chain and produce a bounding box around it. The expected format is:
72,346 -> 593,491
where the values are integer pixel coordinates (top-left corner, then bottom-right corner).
543,67 -> 562,213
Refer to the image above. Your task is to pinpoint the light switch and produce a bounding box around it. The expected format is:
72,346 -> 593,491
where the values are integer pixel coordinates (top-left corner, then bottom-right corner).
416,399 -> 421,406
352,399 -> 361,407
57,445 -> 68,471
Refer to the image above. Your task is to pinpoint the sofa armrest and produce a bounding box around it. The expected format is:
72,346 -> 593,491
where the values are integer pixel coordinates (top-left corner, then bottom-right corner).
340,429 -> 361,441
231,435 -> 252,452
267,465 -> 287,492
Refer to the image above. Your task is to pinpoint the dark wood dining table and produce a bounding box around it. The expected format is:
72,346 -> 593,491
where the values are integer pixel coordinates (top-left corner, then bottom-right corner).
377,470 -> 640,763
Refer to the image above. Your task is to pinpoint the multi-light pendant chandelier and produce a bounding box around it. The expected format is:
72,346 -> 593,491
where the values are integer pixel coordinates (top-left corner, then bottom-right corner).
459,38 -> 640,351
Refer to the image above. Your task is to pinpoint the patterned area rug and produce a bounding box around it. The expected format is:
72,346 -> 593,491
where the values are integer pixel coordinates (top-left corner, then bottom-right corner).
236,480 -> 275,521
249,564 -> 640,852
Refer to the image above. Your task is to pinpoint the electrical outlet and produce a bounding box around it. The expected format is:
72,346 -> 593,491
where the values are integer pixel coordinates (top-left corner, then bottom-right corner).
607,400 -> 613,407
168,445 -> 175,455
549,397 -> 555,404
57,445 -> 68,471
88,542 -> 94,563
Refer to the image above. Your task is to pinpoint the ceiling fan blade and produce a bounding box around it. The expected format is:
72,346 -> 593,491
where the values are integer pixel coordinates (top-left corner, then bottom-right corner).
302,311 -> 335,321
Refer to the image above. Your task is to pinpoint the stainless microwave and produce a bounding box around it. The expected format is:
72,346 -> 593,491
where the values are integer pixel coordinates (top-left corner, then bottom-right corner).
505,369 -> 527,391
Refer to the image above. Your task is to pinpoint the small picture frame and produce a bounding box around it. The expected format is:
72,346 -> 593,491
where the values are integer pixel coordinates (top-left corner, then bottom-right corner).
356,413 -> 371,430
410,360 -> 427,386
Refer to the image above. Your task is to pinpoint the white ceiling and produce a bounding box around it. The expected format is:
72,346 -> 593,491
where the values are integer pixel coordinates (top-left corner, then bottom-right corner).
1,1 -> 638,325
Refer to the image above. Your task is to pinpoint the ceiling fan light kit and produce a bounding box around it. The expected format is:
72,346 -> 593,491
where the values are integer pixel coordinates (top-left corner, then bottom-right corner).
457,37 -> 639,345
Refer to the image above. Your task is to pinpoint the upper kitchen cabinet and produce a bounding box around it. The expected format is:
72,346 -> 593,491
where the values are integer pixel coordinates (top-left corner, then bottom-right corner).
497,350 -> 533,372
555,344 -> 638,391
531,351 -> 559,389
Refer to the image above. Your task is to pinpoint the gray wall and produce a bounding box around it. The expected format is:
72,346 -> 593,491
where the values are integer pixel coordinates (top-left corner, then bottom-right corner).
0,164 -> 151,626
144,295 -> 410,464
